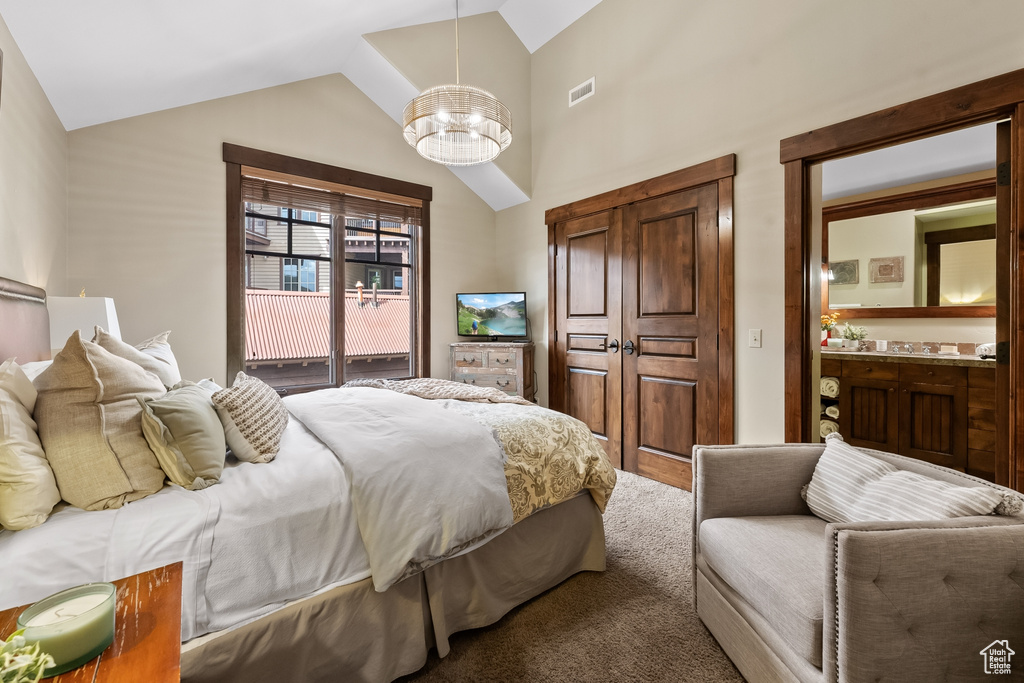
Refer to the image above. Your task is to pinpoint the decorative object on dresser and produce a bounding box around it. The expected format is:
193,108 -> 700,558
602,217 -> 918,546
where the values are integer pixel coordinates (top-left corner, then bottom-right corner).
450,341 -> 534,401
0,563 -> 182,683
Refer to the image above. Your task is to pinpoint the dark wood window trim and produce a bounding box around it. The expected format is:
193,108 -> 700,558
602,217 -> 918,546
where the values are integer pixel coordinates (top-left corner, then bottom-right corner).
821,178 -> 997,319
224,143 -> 432,389
781,68 -> 1024,491
545,153 -> 736,443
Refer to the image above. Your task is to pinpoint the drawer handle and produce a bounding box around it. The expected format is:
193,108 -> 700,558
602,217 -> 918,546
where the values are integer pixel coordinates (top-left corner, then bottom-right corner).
496,358 -> 509,364
497,379 -> 510,387
462,378 -> 476,384
462,356 -> 474,363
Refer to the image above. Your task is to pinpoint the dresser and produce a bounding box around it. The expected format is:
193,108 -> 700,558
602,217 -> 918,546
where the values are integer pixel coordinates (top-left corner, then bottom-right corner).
450,341 -> 535,401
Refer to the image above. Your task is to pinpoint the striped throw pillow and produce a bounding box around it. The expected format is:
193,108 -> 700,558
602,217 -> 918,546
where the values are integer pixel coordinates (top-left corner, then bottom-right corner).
212,372 -> 288,463
803,434 -> 1017,523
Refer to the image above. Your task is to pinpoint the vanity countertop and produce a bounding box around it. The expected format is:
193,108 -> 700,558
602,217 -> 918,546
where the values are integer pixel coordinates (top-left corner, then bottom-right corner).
821,349 -> 995,369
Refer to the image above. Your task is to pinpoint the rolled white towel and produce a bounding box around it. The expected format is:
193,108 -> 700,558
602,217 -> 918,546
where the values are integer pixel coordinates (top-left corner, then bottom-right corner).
820,376 -> 840,398
825,404 -> 839,420
977,343 -> 996,356
820,419 -> 839,438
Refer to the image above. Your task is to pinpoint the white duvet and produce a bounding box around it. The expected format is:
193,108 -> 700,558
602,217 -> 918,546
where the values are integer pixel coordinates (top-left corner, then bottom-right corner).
0,387 -> 514,640
286,387 -> 514,591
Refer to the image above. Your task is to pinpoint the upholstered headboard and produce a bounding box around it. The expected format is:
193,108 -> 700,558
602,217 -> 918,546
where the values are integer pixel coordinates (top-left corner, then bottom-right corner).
0,277 -> 50,363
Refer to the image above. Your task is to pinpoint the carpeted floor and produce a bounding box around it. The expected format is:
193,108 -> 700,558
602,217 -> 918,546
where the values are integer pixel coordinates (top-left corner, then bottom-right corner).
399,470 -> 744,682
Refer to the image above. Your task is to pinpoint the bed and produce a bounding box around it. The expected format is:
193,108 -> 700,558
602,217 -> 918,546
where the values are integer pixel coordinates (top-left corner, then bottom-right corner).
0,276 -> 616,682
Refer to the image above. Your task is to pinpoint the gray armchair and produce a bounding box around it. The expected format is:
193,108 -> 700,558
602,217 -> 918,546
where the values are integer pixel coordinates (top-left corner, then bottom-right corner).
692,443 -> 1024,682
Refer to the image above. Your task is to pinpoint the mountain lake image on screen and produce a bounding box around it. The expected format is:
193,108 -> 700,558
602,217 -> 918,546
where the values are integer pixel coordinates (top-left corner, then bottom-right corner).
456,292 -> 527,337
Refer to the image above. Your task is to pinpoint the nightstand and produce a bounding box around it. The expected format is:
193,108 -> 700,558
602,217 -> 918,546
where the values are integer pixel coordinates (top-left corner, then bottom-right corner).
0,562 -> 183,682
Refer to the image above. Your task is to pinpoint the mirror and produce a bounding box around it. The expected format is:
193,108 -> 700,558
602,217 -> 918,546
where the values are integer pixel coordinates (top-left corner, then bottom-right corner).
820,122 -> 997,319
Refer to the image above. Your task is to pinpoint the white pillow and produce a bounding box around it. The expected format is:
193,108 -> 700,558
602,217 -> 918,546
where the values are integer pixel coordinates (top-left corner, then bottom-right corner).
211,372 -> 288,463
135,331 -> 182,387
18,360 -> 52,383
803,433 -> 1020,523
0,359 -> 61,530
92,326 -> 177,389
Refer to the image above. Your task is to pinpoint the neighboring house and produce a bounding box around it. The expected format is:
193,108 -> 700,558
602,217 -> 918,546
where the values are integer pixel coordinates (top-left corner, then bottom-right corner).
245,289 -> 411,388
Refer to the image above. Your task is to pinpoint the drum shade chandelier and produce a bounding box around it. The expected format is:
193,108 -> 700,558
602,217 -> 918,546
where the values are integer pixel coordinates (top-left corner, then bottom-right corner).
402,1 -> 512,166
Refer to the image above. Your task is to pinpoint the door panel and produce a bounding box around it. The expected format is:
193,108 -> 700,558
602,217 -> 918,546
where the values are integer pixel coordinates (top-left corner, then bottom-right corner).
554,211 -> 623,468
899,382 -> 967,470
622,184 -> 720,491
839,376 -> 899,452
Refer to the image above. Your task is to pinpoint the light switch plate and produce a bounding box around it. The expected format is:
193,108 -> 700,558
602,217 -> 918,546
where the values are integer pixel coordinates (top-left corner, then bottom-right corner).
749,328 -> 762,348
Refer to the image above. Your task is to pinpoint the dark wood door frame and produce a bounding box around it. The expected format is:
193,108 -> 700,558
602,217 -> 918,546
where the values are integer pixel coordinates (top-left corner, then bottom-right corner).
546,153 -> 736,444
781,68 -> 1024,490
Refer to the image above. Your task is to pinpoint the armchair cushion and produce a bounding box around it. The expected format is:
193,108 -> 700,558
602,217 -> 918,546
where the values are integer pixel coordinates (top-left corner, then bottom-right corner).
699,515 -> 828,667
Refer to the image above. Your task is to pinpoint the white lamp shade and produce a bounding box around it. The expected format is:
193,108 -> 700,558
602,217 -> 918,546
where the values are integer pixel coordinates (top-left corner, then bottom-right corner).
48,297 -> 121,353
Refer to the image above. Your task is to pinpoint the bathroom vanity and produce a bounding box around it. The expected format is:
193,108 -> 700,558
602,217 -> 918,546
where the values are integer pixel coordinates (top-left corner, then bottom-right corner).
821,351 -> 996,481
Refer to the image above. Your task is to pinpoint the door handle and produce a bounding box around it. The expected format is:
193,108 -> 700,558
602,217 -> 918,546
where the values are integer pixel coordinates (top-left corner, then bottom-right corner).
606,339 -> 620,353
623,340 -> 635,355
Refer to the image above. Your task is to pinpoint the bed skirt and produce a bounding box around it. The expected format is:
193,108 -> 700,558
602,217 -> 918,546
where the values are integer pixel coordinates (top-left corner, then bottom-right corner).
181,493 -> 606,682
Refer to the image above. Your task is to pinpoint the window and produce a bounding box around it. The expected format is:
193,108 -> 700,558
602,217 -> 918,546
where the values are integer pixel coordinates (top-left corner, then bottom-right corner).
225,144 -> 431,393
282,258 -> 317,292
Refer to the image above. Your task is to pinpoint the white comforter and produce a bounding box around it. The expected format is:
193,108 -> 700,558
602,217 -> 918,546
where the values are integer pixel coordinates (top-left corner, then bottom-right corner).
286,387 -> 514,591
0,419 -> 370,641
0,387 -> 516,640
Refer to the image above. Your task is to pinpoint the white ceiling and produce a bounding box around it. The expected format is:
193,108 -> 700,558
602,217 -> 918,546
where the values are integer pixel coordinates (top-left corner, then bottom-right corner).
821,122 -> 997,201
0,0 -> 599,131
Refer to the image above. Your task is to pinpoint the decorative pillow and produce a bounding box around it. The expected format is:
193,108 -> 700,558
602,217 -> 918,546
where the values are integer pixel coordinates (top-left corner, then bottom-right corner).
0,360 -> 60,530
803,433 -> 1019,523
135,331 -> 182,387
18,360 -> 52,383
92,326 -> 177,389
211,372 -> 288,463
33,331 -> 167,510
139,382 -> 226,491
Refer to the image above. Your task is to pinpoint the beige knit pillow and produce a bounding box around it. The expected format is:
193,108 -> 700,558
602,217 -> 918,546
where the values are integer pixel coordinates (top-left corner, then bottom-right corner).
211,372 -> 288,463
0,359 -> 61,530
92,326 -> 177,389
34,331 -> 167,510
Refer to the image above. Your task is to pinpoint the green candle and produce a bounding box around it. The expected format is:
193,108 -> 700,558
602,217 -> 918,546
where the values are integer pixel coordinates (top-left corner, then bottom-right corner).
17,583 -> 116,676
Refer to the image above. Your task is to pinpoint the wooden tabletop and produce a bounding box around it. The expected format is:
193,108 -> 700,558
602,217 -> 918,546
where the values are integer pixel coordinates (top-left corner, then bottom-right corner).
0,562 -> 182,682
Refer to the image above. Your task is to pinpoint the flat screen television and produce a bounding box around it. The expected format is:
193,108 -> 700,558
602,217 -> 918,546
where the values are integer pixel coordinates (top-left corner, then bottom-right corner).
456,292 -> 527,338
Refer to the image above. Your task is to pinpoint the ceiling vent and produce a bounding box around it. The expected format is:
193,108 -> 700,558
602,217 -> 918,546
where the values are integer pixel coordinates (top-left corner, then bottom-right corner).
568,77 -> 596,107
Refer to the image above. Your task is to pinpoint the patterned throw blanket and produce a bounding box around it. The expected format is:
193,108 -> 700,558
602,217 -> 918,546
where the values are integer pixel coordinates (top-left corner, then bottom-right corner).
344,377 -> 534,405
344,378 -> 617,522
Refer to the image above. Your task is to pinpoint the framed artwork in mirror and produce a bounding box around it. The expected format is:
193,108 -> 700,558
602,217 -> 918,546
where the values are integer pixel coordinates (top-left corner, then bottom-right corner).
869,256 -> 904,283
829,259 -> 859,285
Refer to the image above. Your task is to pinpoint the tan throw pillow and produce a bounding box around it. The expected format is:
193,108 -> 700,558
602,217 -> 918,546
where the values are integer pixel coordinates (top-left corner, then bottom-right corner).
92,326 -> 178,389
0,359 -> 61,530
135,331 -> 182,387
34,331 -> 167,510
211,372 -> 288,463
139,382 -> 226,491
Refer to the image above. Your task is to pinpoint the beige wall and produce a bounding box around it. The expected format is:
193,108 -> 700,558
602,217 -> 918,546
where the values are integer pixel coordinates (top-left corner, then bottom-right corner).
67,74 -> 498,385
366,12 -> 532,196
495,0 -> 1024,442
0,14 -> 66,294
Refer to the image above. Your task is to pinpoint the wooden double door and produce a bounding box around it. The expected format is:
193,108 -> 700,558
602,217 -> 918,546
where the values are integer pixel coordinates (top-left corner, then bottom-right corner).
549,167 -> 732,491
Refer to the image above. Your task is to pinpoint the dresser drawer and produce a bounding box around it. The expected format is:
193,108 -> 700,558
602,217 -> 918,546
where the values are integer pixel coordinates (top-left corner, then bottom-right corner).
453,372 -> 517,393
487,351 -> 516,368
842,360 -> 899,382
452,351 -> 483,368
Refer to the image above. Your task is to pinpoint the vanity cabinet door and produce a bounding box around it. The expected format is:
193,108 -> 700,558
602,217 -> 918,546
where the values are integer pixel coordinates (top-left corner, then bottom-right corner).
898,365 -> 968,470
839,372 -> 899,453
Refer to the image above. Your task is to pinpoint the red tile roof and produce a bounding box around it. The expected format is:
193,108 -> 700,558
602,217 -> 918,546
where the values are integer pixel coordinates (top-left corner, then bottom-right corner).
245,290 -> 410,361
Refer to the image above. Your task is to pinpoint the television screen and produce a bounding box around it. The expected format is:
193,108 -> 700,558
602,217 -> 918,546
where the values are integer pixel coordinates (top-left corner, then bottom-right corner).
457,292 -> 527,337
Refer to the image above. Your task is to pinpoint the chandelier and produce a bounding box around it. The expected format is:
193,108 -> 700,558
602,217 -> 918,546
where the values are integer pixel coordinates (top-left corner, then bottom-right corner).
402,1 -> 512,166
